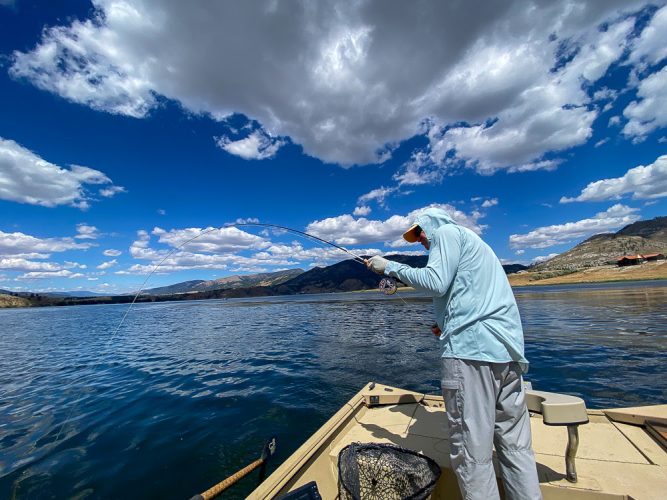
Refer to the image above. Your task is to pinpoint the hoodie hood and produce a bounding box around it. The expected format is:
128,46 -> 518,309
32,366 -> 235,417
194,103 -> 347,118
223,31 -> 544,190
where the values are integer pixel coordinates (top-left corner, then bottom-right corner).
412,207 -> 457,242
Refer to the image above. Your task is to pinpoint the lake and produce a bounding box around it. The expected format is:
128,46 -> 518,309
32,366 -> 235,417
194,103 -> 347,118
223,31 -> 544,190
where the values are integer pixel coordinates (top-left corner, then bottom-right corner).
1,281 -> 666,498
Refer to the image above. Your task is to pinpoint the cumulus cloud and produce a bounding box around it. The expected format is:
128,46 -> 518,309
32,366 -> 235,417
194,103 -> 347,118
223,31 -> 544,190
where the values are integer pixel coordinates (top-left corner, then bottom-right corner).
96,259 -> 117,270
152,226 -> 270,253
0,137 -> 121,209
0,230 -> 92,257
561,155 -> 667,202
103,249 -> 122,257
306,203 -> 485,247
75,223 -> 100,239
357,186 -> 397,207
622,66 -> 667,140
532,253 -> 559,264
509,204 -> 641,249
8,1 -> 659,170
99,185 -> 126,197
353,205 -> 371,216
627,4 -> 667,67
18,270 -> 84,279
481,198 -> 498,208
215,128 -> 286,160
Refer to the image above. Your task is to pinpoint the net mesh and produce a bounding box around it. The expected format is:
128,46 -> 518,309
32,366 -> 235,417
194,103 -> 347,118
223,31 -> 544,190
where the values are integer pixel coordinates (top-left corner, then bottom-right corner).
338,442 -> 441,500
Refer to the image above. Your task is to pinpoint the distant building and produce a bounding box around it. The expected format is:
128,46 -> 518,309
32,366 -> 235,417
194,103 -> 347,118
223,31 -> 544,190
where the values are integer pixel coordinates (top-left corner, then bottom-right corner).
616,253 -> 665,266
617,255 -> 645,266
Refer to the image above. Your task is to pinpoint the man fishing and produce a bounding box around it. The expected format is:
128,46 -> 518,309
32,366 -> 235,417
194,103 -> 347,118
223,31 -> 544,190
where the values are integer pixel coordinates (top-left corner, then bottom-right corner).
366,207 -> 542,500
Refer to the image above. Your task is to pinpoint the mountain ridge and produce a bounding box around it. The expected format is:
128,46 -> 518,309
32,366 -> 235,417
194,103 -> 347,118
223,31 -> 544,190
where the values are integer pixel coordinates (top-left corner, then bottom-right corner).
533,216 -> 667,271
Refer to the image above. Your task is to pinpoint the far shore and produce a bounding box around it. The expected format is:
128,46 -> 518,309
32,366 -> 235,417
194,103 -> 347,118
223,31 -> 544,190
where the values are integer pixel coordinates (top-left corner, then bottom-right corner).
507,261 -> 667,287
2,262 -> 666,309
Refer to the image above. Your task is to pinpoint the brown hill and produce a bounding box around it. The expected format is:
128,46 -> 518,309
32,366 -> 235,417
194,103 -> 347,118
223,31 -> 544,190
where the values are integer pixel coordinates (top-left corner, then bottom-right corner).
533,216 -> 667,272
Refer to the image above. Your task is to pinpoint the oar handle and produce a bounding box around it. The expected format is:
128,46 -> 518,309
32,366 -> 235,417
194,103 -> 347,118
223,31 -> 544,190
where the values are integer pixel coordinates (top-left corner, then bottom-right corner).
191,458 -> 264,500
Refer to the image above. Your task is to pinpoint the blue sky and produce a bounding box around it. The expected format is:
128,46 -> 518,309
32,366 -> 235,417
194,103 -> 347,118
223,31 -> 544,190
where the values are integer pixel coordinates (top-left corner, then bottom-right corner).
0,0 -> 666,294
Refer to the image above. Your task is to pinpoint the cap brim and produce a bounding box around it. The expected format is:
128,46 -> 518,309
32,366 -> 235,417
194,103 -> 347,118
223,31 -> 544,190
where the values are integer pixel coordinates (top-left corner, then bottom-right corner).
402,224 -> 420,243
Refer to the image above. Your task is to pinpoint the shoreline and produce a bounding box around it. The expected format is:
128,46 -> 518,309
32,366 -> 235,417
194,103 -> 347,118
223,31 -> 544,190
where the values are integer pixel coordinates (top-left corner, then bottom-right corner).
507,261 -> 667,287
2,263 -> 666,309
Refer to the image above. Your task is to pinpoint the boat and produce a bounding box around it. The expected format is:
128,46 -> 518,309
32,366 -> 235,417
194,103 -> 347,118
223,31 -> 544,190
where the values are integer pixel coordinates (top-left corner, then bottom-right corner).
248,382 -> 667,499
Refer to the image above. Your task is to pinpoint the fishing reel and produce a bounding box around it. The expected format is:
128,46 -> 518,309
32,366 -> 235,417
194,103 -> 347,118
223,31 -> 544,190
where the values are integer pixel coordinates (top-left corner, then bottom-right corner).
378,277 -> 398,295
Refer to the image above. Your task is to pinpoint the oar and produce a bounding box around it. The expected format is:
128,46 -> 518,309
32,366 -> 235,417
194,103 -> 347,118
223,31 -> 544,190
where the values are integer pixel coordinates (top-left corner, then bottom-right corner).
190,436 -> 277,500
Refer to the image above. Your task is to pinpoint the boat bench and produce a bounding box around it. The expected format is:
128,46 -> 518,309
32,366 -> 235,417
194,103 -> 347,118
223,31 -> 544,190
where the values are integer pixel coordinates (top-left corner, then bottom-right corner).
525,389 -> 589,482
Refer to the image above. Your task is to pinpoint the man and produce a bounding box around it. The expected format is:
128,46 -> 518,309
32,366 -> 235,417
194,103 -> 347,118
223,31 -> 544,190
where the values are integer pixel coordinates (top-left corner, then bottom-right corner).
366,207 -> 542,500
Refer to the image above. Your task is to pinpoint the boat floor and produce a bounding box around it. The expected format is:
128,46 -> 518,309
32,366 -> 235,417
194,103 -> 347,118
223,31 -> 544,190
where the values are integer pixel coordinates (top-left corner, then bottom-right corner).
250,383 -> 667,499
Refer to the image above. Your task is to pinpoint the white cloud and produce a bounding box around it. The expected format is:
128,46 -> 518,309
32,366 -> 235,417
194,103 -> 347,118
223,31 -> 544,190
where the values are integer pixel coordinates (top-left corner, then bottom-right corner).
215,129 -> 286,160
0,258 -> 64,272
97,259 -> 117,270
622,66 -> 667,140
157,209 -> 166,215
481,198 -> 498,208
509,204 -> 641,249
561,155 -> 667,202
152,226 -> 270,253
17,270 -> 83,279
532,253 -> 559,264
306,203 -> 485,247
594,138 -> 610,148
609,116 -> 622,126
0,137 -> 120,209
99,185 -> 126,197
0,230 -> 92,257
353,206 -> 371,216
627,4 -> 667,67
75,223 -> 99,239
8,1 -> 656,169
103,249 -> 122,257
357,186 -> 397,207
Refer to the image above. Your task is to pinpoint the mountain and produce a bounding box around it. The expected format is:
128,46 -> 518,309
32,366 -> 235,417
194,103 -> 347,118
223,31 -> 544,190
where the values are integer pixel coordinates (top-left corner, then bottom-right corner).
273,255 -> 428,294
143,269 -> 304,295
42,291 -> 113,298
533,216 -> 667,271
141,280 -> 205,295
193,256 -> 525,298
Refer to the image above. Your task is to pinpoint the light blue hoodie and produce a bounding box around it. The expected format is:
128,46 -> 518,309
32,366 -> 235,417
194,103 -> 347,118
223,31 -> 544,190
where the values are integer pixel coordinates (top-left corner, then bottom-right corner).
384,208 -> 528,372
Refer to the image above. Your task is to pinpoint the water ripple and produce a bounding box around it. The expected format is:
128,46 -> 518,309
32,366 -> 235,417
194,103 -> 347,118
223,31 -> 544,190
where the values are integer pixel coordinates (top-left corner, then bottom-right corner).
1,284 -> 666,498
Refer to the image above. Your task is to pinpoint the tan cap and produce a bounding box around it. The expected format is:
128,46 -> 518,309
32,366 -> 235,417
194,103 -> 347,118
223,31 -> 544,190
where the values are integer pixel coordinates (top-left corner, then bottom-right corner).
402,223 -> 421,243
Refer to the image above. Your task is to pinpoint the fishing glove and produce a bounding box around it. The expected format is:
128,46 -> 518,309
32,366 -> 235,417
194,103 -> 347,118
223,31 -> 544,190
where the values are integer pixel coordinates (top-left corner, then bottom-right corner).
367,256 -> 389,275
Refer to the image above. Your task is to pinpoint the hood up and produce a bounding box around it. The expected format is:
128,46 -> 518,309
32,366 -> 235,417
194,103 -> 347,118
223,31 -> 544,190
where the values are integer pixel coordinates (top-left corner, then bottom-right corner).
409,207 -> 458,242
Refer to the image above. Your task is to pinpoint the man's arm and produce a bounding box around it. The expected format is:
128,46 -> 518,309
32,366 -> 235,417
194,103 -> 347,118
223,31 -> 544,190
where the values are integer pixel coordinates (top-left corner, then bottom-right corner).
385,225 -> 461,296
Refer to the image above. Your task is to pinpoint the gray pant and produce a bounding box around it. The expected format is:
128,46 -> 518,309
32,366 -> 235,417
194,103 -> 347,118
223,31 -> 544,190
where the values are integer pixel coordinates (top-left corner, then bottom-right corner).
441,358 -> 542,500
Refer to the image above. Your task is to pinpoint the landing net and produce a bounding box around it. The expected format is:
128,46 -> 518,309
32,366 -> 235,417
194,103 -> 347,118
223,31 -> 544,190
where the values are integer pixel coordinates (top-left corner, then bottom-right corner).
338,442 -> 441,500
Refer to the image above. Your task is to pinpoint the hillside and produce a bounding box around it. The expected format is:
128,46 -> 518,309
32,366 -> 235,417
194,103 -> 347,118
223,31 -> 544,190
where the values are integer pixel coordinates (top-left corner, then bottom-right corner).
533,216 -> 667,271
143,269 -> 304,295
509,261 -> 667,286
0,293 -> 32,308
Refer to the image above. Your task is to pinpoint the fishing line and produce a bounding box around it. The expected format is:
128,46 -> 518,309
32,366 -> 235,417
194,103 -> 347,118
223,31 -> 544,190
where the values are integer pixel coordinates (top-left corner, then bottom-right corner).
54,222 -> 408,444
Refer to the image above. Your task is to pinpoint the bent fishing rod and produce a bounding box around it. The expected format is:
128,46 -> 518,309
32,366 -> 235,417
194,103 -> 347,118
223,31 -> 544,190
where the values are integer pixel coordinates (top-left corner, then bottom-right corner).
55,222 -> 405,445
112,222 -> 400,338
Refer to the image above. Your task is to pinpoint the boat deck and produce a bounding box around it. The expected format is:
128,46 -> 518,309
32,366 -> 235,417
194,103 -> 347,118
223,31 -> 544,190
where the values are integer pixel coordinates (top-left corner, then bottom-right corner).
250,383 -> 667,499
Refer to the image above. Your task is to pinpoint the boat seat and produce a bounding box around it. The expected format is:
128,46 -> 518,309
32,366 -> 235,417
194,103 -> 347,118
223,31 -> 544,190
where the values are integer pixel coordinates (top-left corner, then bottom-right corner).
525,389 -> 589,426
525,389 -> 589,483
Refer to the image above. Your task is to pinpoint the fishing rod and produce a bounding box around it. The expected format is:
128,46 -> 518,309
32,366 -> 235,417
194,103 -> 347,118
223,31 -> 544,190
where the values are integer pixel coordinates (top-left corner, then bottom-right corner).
55,221 -> 404,443
228,222 -> 367,265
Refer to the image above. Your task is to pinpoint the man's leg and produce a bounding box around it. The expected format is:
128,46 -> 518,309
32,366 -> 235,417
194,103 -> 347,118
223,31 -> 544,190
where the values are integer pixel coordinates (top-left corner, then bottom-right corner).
493,363 -> 542,500
441,358 -> 499,500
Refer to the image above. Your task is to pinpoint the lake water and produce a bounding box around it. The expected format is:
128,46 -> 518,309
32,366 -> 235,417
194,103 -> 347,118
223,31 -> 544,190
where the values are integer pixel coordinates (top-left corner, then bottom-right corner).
1,281 -> 666,499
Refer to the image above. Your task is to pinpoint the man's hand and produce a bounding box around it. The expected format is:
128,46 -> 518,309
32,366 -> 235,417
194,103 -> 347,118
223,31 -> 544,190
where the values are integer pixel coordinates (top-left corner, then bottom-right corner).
431,324 -> 441,337
366,255 -> 389,275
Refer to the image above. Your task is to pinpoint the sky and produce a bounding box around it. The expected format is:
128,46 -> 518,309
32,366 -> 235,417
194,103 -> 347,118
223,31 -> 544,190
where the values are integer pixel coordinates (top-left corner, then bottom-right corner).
0,0 -> 666,294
